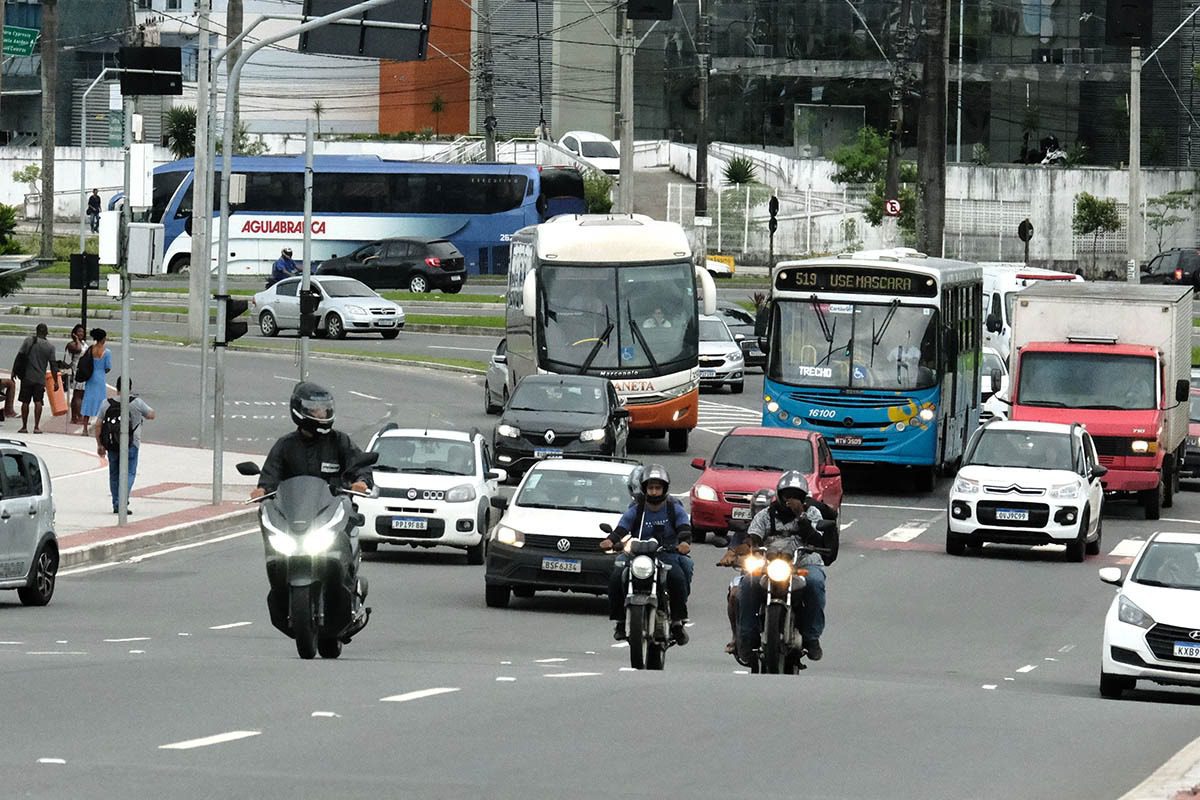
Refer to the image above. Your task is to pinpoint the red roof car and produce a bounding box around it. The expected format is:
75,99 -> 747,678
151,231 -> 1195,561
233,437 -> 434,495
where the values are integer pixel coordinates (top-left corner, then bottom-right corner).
689,426 -> 843,541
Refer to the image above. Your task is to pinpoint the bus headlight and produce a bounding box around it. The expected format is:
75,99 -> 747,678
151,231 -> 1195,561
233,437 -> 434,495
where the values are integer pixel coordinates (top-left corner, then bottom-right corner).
579,428 -> 607,442
766,401 -> 780,413
497,424 -> 520,438
919,408 -> 935,421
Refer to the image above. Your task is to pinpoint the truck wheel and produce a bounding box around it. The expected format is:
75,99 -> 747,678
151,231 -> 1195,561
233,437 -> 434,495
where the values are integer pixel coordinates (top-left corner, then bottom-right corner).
1143,483 -> 1162,521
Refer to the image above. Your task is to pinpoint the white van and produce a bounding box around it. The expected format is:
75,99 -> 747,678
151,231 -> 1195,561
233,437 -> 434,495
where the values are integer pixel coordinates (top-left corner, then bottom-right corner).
982,264 -> 1082,362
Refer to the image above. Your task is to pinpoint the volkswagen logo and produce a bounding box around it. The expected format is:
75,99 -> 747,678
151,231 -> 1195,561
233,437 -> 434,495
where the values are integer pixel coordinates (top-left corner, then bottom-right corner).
557,538 -> 571,552
1189,631 -> 1200,641
545,430 -> 556,444
406,488 -> 418,500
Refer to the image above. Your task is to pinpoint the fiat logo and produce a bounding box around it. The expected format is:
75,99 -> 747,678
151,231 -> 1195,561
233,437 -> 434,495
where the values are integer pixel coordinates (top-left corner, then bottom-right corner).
545,430 -> 556,444
1189,631 -> 1200,641
557,538 -> 571,552
406,488 -> 418,500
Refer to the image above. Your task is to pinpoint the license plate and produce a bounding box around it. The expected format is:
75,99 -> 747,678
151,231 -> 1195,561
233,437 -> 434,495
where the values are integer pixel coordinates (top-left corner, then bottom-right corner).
376,320 -> 394,327
1173,642 -> 1200,658
451,275 -> 462,281
731,507 -> 752,520
541,557 -> 581,573
834,435 -> 863,446
699,369 -> 716,378
391,516 -> 428,531
995,508 -> 1029,521
534,448 -> 563,459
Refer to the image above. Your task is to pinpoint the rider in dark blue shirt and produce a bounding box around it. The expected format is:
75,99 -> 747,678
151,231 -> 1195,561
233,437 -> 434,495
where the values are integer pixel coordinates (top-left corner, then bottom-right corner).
269,247 -> 300,286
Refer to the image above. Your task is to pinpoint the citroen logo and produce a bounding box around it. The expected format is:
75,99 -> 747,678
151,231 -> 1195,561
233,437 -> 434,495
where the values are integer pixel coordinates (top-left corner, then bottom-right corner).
1189,631 -> 1200,641
544,430 -> 556,444
406,488 -> 418,500
557,538 -> 571,552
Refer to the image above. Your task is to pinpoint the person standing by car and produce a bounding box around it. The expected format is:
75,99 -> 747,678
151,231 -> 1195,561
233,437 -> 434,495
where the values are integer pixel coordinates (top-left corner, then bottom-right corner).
79,328 -> 112,435
15,323 -> 59,434
96,377 -> 155,514
600,464 -> 694,646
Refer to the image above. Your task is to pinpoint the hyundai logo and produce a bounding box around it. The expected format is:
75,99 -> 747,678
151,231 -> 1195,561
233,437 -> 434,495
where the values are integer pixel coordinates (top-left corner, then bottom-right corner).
545,430 -> 556,444
406,488 -> 418,500
557,538 -> 571,552
1189,631 -> 1200,641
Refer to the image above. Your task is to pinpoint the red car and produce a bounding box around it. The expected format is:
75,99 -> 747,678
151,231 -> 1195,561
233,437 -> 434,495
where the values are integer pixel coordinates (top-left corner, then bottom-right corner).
689,426 -> 844,542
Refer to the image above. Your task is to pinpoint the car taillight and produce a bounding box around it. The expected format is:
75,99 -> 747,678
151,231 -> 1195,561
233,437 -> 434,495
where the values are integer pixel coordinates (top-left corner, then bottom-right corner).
425,257 -> 442,269
1175,268 -> 1184,281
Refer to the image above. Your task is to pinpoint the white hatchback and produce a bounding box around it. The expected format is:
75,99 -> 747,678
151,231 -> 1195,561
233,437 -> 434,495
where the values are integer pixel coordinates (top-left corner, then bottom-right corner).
355,426 -> 506,564
1099,532 -> 1200,699
947,420 -> 1106,561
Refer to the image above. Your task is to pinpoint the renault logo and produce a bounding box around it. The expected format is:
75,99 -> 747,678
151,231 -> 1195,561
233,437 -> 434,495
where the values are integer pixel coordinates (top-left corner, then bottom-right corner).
557,538 -> 571,552
545,430 -> 556,444
1189,631 -> 1200,641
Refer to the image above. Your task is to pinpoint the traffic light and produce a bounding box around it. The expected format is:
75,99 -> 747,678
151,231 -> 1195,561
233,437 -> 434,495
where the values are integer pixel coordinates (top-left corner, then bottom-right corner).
217,295 -> 249,344
768,195 -> 779,234
299,287 -> 321,337
1105,0 -> 1152,46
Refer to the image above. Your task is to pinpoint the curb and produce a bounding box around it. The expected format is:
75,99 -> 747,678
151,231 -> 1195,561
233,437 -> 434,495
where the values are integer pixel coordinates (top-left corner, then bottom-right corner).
59,507 -> 258,570
1118,735 -> 1200,800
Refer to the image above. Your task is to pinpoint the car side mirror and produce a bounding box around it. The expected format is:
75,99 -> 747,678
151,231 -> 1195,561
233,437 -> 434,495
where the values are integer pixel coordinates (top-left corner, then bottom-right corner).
487,468 -> 508,482
985,313 -> 1002,334
757,336 -> 769,355
494,353 -> 507,365
820,464 -> 841,478
734,333 -> 745,342
990,369 -> 1003,395
236,461 -> 261,476
1090,464 -> 1108,479
690,457 -> 707,470
1098,566 -> 1123,585
614,408 -> 630,419
489,496 -> 509,510
1176,379 -> 1189,403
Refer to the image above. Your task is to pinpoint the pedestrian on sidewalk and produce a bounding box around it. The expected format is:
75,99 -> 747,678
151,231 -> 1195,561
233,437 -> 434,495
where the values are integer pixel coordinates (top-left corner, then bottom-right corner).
79,328 -> 112,435
64,324 -> 86,424
15,323 -> 59,434
97,376 -> 155,515
87,189 -> 102,233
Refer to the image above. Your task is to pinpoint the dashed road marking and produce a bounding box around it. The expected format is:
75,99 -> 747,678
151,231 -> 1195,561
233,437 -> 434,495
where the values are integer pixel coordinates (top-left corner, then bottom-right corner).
104,637 -> 150,643
545,672 -> 602,678
159,730 -> 261,750
1109,538 -> 1145,558
380,687 -> 460,703
696,399 -> 761,435
876,522 -> 930,542
1015,664 -> 1037,673
37,758 -> 66,765
209,621 -> 253,631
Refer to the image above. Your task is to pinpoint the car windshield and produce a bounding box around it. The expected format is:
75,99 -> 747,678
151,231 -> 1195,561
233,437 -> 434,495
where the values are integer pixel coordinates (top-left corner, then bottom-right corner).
321,279 -> 377,298
580,140 -> 619,158
510,381 -> 606,413
371,436 -> 475,476
700,318 -> 733,342
1018,352 -> 1156,410
1190,396 -> 1200,423
767,299 -> 939,390
712,435 -> 814,472
982,350 -> 1005,377
516,468 -> 633,512
1131,541 -> 1200,590
966,429 -> 1075,470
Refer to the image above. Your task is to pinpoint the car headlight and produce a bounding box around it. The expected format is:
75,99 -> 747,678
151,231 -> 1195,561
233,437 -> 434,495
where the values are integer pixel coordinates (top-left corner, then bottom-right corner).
727,350 -> 743,362
1049,481 -> 1080,499
494,525 -> 523,547
630,555 -> 655,579
692,483 -> 718,502
953,476 -> 980,495
1131,440 -> 1156,454
303,526 -> 338,555
497,424 -> 520,438
919,408 -> 935,421
579,428 -> 607,442
1117,594 -> 1155,629
743,554 -> 765,575
343,304 -> 367,315
267,532 -> 299,556
445,484 -> 476,503
766,558 -> 793,583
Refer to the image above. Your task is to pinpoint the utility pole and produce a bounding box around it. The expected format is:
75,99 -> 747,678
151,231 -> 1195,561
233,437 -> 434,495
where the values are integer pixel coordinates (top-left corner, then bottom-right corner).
189,0 -> 211,344
38,0 -> 58,260
695,4 -> 710,254
227,0 -> 243,136
479,0 -> 496,160
916,0 -> 947,256
1127,45 -> 1142,281
0,0 -> 7,129
883,0 -> 913,246
618,10 -> 635,214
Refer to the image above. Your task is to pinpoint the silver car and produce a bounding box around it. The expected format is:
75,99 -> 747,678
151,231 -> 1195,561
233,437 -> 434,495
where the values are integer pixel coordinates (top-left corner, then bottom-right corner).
0,441 -> 58,606
698,314 -> 745,394
251,275 -> 406,340
484,338 -> 509,414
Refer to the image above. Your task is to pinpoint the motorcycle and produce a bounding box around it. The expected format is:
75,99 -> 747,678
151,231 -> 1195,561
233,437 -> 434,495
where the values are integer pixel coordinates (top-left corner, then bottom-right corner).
238,454 -> 378,660
601,522 -> 678,671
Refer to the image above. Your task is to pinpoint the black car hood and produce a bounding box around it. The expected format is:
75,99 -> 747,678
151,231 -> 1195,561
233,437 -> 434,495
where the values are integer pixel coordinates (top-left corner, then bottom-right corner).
317,255 -> 355,272
499,408 -> 609,433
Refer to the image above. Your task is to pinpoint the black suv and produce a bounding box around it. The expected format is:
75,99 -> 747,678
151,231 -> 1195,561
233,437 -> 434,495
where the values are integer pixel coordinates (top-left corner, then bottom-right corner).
1140,248 -> 1200,286
317,238 -> 467,293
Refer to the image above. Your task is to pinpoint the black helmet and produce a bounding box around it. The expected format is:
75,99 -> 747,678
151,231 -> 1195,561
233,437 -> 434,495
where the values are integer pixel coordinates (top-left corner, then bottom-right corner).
291,381 -> 335,435
641,463 -> 670,495
750,488 -> 775,516
775,470 -> 809,502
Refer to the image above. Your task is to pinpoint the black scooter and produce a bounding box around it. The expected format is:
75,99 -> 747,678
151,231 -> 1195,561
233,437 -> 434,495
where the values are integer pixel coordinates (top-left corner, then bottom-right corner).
238,455 -> 377,660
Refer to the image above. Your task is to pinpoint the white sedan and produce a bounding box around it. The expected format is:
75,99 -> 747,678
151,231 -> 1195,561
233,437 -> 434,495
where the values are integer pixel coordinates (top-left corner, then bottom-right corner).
1099,531 -> 1200,699
250,275 -> 405,340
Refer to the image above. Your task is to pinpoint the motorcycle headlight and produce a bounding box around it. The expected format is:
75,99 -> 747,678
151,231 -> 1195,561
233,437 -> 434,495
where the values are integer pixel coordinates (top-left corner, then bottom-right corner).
1049,481 -> 1080,499
497,424 -> 520,438
267,532 -> 299,555
445,484 -> 476,502
692,483 -> 718,502
495,525 -> 523,546
630,555 -> 655,580
1117,595 -> 1155,629
766,558 -> 793,583
953,476 -> 980,495
742,554 -> 765,575
303,526 -> 338,555
579,428 -> 607,442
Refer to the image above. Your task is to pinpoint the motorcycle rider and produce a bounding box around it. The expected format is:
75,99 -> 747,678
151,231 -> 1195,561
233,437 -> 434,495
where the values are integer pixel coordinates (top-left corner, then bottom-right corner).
600,464 -> 695,646
268,247 -> 300,287
718,487 -> 774,654
726,471 -> 833,662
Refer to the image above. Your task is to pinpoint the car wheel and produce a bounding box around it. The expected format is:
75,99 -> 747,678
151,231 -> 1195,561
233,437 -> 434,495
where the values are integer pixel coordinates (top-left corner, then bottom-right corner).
1099,671 -> 1133,699
326,313 -> 346,340
361,541 -> 378,554
380,330 -> 400,340
17,541 -> 58,606
169,255 -> 190,275
1065,509 -> 1088,562
466,541 -> 484,566
668,428 -> 688,452
731,381 -> 744,395
259,310 -> 278,337
945,527 -> 966,556
485,583 -> 511,608
1086,514 -> 1102,556
409,273 -> 429,293
484,380 -> 500,415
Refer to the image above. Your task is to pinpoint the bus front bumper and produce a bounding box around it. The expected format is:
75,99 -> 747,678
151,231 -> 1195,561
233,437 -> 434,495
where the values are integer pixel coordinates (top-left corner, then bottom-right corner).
624,390 -> 698,431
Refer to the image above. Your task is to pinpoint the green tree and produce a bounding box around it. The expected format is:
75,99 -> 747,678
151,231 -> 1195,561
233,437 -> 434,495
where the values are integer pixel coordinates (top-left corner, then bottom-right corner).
430,94 -> 445,138
830,126 -> 889,184
216,122 -> 269,156
722,155 -> 757,184
311,100 -> 324,137
0,203 -> 29,295
1146,189 -> 1197,254
1072,192 -> 1122,272
583,171 -> 614,213
164,105 -> 197,159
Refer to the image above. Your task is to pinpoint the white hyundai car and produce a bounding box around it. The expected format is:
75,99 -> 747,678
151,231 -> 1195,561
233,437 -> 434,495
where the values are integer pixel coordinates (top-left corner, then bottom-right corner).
698,314 -> 745,394
355,426 -> 506,564
947,420 -> 1106,561
1099,531 -> 1200,699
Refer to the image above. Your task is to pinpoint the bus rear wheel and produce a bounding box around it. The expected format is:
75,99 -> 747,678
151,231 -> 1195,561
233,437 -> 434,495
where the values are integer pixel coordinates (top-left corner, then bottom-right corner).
668,429 -> 688,452
168,255 -> 190,275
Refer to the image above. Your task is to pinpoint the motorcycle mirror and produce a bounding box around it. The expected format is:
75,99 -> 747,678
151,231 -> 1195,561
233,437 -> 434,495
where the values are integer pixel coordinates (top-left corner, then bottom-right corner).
236,461 -> 261,476
598,522 -> 614,534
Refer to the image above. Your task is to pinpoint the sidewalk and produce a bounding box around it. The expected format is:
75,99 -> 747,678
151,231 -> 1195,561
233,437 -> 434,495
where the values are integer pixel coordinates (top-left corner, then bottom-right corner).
11,424 -> 261,570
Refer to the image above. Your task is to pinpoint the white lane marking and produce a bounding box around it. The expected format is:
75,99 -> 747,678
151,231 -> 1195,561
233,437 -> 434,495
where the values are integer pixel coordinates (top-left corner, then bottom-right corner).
26,651 -> 87,656
1109,538 -> 1145,558
496,677 -> 516,682
56,640 -> 68,644
844,502 -> 945,513
611,642 -> 629,649
840,520 -> 856,531
0,641 -> 24,645
982,684 -> 997,690
584,651 -> 597,655
618,667 -> 637,672
1015,664 -> 1036,673
500,660 -> 512,665
1003,677 -> 1015,681
733,670 -> 750,675
178,633 -> 191,637
37,758 -> 66,765
104,637 -> 150,643
1044,657 -> 1058,662
64,528 -> 258,576
209,621 -> 253,631
380,687 -> 460,703
167,362 -> 200,369
535,657 -> 568,663
274,375 -> 299,383
1058,644 -> 1075,653
428,345 -> 496,353
545,672 -> 602,678
129,650 -> 145,654
311,711 -> 340,718
159,730 -> 261,750
876,522 -> 930,542
1159,517 -> 1200,525
348,390 -> 382,401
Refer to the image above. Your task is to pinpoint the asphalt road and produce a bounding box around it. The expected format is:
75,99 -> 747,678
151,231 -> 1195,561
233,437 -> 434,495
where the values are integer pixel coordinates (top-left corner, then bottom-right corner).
1,351 -> 1199,797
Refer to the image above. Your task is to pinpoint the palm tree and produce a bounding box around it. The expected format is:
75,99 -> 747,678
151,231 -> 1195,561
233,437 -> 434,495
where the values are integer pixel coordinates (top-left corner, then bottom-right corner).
430,94 -> 445,138
164,105 -> 198,159
311,100 -> 324,138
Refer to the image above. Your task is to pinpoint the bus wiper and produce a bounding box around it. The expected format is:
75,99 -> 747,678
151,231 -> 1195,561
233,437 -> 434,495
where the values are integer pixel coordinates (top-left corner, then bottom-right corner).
579,320 -> 615,374
538,280 -> 555,323
625,301 -> 659,372
809,294 -> 833,343
871,300 -> 900,368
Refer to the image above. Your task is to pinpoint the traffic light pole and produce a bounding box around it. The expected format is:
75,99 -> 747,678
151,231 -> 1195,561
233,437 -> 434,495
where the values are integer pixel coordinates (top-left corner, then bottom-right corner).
118,96 -> 133,527
301,118 -> 314,381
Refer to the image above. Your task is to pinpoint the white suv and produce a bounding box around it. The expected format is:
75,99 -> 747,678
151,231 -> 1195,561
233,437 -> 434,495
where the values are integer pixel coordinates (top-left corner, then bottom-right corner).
0,440 -> 58,605
356,426 -> 506,564
947,420 -> 1106,562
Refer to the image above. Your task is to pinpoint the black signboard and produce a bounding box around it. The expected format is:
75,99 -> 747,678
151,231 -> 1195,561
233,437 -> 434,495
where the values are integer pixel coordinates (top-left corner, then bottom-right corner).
774,265 -> 938,297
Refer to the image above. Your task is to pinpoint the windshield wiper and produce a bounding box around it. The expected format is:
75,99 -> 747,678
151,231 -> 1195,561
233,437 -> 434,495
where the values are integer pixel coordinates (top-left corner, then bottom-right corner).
518,502 -> 569,510
580,318 -> 615,374
372,464 -> 401,472
1021,400 -> 1068,408
405,467 -> 459,475
745,463 -> 785,471
625,300 -> 659,372
1076,404 -> 1126,410
809,294 -> 832,343
872,300 -> 901,369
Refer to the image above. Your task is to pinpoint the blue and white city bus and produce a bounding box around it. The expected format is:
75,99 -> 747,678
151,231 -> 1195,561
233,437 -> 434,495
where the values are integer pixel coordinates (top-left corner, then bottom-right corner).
141,156 -> 586,275
761,249 -> 983,491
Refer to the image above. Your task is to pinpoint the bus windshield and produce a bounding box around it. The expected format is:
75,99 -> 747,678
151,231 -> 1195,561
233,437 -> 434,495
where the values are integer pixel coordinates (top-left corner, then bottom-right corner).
538,262 -> 698,373
768,299 -> 939,390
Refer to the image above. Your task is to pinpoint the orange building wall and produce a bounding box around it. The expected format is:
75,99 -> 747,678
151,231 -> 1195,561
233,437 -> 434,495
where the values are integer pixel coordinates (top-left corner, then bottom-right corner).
379,1 -> 472,135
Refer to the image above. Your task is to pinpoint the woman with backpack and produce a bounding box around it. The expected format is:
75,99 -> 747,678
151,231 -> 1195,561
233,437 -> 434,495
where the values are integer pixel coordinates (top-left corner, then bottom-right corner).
78,328 -> 112,435
65,324 -> 86,424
